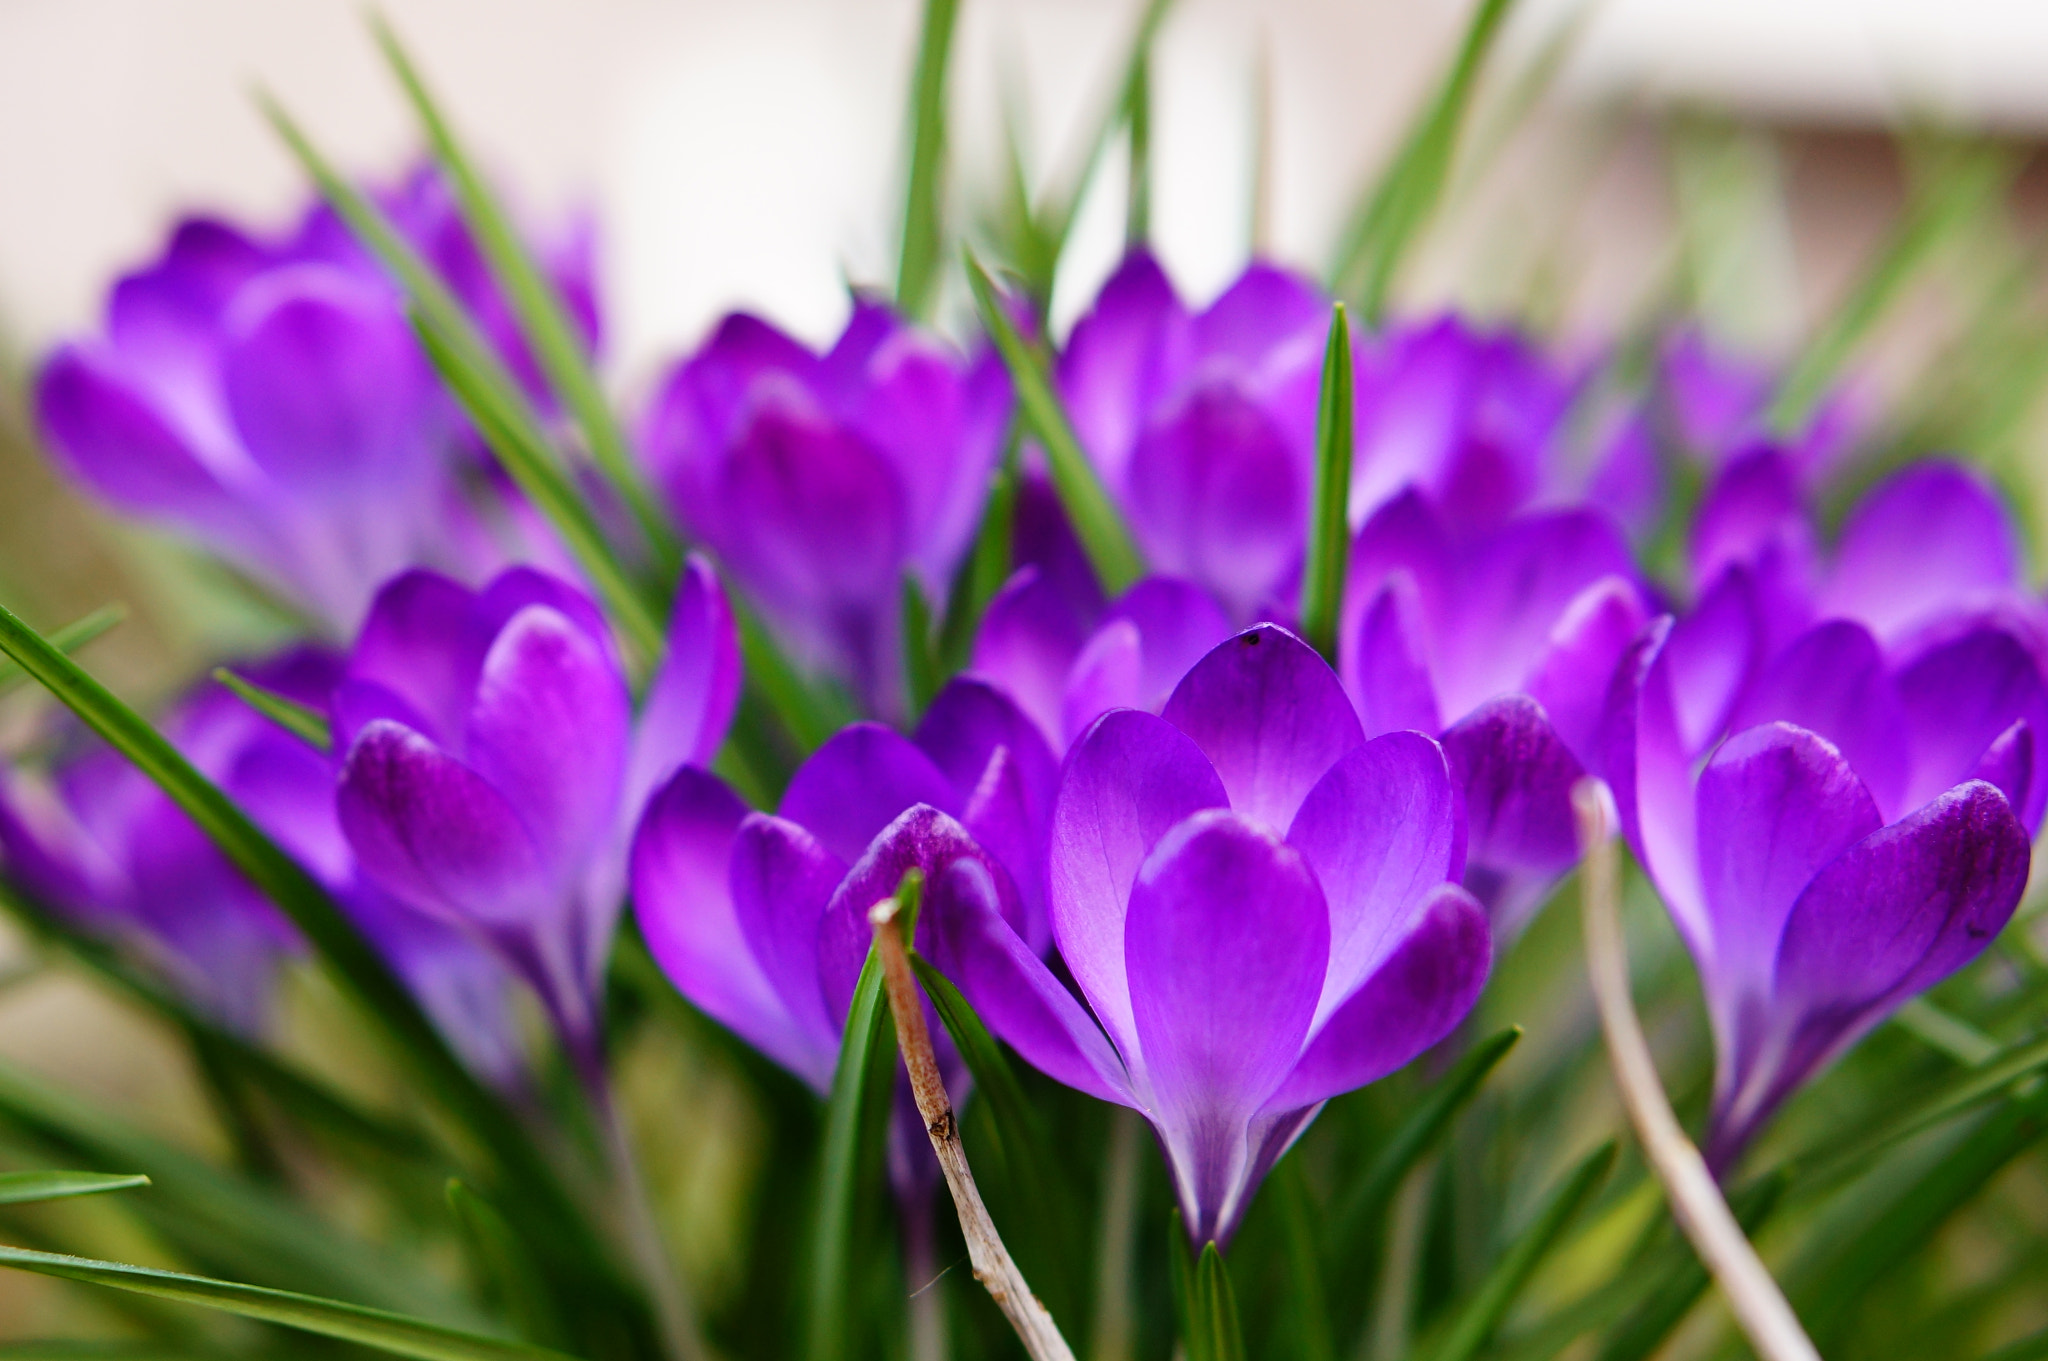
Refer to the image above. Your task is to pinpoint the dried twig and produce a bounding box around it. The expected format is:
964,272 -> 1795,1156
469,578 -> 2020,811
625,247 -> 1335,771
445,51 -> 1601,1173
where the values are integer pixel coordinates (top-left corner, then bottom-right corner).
869,890 -> 1079,1361
1573,779 -> 1822,1361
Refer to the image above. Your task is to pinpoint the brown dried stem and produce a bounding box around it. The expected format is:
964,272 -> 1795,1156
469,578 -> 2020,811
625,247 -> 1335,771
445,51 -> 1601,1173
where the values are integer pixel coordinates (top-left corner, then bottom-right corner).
1573,778 -> 1821,1361
868,891 -> 1078,1361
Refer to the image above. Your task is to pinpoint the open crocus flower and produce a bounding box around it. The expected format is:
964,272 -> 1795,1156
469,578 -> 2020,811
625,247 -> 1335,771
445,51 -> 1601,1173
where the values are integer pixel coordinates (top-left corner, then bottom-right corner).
1603,600 -> 2042,1173
1339,489 -> 1651,933
924,625 -> 1491,1245
638,300 -> 1010,718
335,560 -> 739,1073
34,167 -> 596,632
1058,253 -> 1329,620
629,676 -> 1055,1092
0,650 -> 523,1080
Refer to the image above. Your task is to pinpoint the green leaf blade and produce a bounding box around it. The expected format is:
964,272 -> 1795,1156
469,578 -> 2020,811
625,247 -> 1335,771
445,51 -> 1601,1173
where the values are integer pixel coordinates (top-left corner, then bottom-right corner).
0,605 -> 124,696
1298,302 -> 1354,662
896,0 -> 963,319
0,1171 -> 149,1207
211,668 -> 331,752
806,947 -> 896,1361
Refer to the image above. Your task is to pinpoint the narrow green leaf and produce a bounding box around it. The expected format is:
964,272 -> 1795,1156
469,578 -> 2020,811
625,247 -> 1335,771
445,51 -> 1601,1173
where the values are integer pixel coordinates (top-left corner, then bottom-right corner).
895,0 -> 962,319
1329,0 -> 1518,317
1273,1159 -> 1335,1361
1123,51 -> 1152,245
731,597 -> 854,755
1298,302 -> 1354,662
1983,1326 -> 2048,1361
937,452 -> 1018,673
0,1171 -> 149,1206
446,1181 -> 569,1349
211,668 -> 330,751
370,16 -> 679,574
965,252 -> 1144,594
0,1246 -> 575,1361
1193,1244 -> 1246,1361
1168,1213 -> 1202,1361
259,94 -> 663,660
901,575 -> 941,717
1418,1140 -> 1615,1361
806,947 -> 897,1361
0,605 -> 124,696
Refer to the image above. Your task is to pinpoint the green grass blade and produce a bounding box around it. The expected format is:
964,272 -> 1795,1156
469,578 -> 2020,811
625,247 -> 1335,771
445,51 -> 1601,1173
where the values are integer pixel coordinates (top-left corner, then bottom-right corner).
731,597 -> 854,755
211,668 -> 331,751
937,450 -> 1018,674
1329,0 -> 1518,317
966,252 -> 1143,594
1124,51 -> 1152,245
446,1181 -> 570,1350
369,16 -> 679,574
1298,302 -> 1354,662
0,605 -> 124,696
901,575 -> 941,718
0,1246 -> 575,1361
895,0 -> 962,319
259,93 -> 663,660
806,947 -> 896,1361
1418,1140 -> 1615,1361
1273,1159 -> 1336,1361
0,1172 -> 148,1207
1189,1244 -> 1246,1361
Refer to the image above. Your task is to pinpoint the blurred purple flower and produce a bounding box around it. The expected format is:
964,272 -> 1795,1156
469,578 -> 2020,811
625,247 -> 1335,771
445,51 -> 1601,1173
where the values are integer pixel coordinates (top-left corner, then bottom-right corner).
1058,253 -> 1329,620
630,676 -> 1056,1093
34,166 -> 596,631
639,301 -> 1011,718
0,649 -> 525,1081
1339,490 -> 1651,932
923,625 -> 1490,1244
335,559 -> 739,1071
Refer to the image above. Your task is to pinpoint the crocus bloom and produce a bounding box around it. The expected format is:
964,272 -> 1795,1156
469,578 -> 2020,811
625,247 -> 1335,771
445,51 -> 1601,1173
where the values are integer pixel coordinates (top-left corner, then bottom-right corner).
638,300 -> 1010,718
0,650 -> 523,1080
1603,599 -> 2042,1171
34,166 -> 597,631
335,560 -> 739,1071
1058,253 -> 1329,619
924,625 -> 1491,1244
1340,490 -> 1650,932
630,676 -> 1056,1093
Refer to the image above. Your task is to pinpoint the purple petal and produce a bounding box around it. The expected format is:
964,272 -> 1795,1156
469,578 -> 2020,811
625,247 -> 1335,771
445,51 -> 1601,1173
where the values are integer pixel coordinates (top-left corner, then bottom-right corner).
108,218 -> 272,365
639,312 -> 820,478
1972,721 -> 2035,828
1341,578 -> 1442,738
778,723 -> 957,865
1191,263 -> 1329,372
1661,330 -> 1771,454
220,265 -> 438,500
1664,567 -> 1764,756
1525,576 -> 1651,762
1286,730 -> 1464,1015
729,811 -> 850,1074
1598,619 -> 1712,952
1161,625 -> 1363,831
970,565 -> 1096,749
1062,622 -> 1145,748
1691,446 -> 1810,588
1725,621 -> 1909,820
342,571 -> 495,751
1058,252 -> 1191,486
1895,624 -> 2048,833
1442,698 -> 1586,933
924,855 -> 1136,1104
1124,810 -> 1329,1241
1263,884 -> 1490,1111
916,678 -> 1058,934
1821,461 -> 2023,640
634,769 -> 836,1091
1051,710 -> 1229,1060
626,556 -> 744,818
1105,578 -> 1237,708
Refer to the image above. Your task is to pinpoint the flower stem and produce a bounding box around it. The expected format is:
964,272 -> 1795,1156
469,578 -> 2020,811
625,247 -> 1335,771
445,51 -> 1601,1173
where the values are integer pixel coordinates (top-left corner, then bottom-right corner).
1572,779 -> 1821,1361
869,893 -> 1078,1361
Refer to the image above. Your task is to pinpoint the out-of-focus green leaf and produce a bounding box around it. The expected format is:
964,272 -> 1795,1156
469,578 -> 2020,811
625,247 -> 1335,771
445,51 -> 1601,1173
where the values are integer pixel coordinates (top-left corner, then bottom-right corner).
372,16 -> 679,577
966,252 -> 1144,594
210,668 -> 330,752
1588,1171 -> 1783,1361
901,575 -> 941,718
1298,302 -> 1354,663
446,1180 -> 569,1350
1416,1141 -> 1615,1361
1179,1242 -> 1246,1361
806,946 -> 896,1361
1984,1326 -> 2048,1361
937,449 -> 1018,674
896,0 -> 962,319
1330,0 -> 1518,317
731,597 -> 854,756
259,94 -> 663,661
0,606 -> 124,697
1273,1160 -> 1335,1361
0,1346 -> 221,1359
1124,51 -> 1152,245
0,1172 -> 148,1207
0,1246 -> 576,1361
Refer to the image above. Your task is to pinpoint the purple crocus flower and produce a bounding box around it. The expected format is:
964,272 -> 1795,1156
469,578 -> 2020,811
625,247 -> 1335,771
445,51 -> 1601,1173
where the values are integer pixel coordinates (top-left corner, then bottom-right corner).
629,676 -> 1056,1092
0,650 -> 524,1081
334,559 -> 739,1073
1339,490 -> 1651,933
1058,253 -> 1329,620
922,625 -> 1491,1244
638,301 -> 1010,718
34,166 -> 596,632
1602,591 -> 2043,1170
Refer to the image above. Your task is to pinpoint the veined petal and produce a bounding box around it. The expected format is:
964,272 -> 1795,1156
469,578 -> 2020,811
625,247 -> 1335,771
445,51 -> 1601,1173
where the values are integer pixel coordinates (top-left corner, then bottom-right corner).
1341,577 -> 1442,738
1726,621 -> 1908,820
1442,698 -> 1585,934
779,723 -> 957,865
1896,625 -> 2048,833
916,679 -> 1058,943
728,811 -> 849,1073
344,571 -> 495,751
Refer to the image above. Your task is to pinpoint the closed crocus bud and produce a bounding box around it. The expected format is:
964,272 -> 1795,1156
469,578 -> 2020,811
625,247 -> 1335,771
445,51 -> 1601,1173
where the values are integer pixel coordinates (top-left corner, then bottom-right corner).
1339,490 -> 1651,934
639,300 -> 1011,719
630,675 -> 1056,1093
924,625 -> 1491,1246
335,559 -> 739,1072
33,167 -> 596,633
1059,253 -> 1329,620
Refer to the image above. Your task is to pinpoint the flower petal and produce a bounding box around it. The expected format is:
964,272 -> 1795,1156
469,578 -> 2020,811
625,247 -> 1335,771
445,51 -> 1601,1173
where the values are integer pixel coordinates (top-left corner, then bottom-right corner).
1525,575 -> 1651,762
1441,697 -> 1585,934
778,723 -> 957,865
1895,624 -> 2048,833
1821,460 -> 2023,640
916,678 -> 1059,942
1341,577 -> 1442,738
1725,621 -> 1909,820
1691,446 -> 1810,588
727,810 -> 850,1075
1161,625 -> 1363,831
626,556 -> 744,819
1058,252 -> 1191,486
1191,263 -> 1328,373
1263,884 -> 1490,1111
970,564 -> 1096,750
343,571 -> 495,751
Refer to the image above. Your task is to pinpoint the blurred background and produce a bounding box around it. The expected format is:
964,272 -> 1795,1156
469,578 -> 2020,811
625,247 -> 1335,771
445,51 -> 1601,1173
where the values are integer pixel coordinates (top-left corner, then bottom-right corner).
3,0 -> 2048,1336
